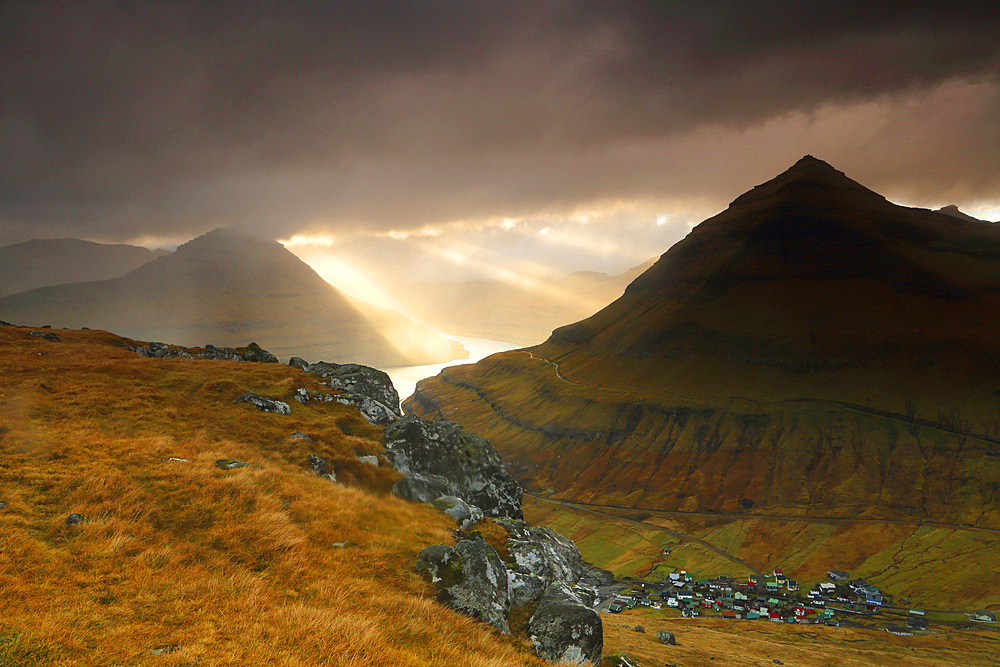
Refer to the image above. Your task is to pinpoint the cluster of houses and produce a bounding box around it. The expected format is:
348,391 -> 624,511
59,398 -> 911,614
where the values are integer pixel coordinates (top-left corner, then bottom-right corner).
606,568 -> 902,625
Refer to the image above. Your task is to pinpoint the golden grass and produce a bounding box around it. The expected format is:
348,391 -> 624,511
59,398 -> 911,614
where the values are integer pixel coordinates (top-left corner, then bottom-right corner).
0,326 -> 544,666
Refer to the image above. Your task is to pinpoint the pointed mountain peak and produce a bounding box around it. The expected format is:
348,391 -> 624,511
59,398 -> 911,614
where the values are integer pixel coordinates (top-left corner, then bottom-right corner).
729,156 -> 886,209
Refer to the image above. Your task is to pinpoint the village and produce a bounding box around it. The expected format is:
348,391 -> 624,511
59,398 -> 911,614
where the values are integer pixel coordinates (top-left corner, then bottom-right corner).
599,567 -> 998,635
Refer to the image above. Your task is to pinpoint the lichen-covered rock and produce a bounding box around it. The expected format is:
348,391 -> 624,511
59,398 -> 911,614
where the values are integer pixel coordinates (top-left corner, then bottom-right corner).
431,495 -> 483,531
357,455 -> 379,467
508,570 -> 547,608
604,654 -> 643,667
497,519 -> 584,583
235,392 -> 290,415
391,474 -> 452,503
528,582 -> 602,665
65,512 -> 85,528
416,537 -> 510,634
656,630 -> 676,645
293,360 -> 401,424
384,415 -> 522,519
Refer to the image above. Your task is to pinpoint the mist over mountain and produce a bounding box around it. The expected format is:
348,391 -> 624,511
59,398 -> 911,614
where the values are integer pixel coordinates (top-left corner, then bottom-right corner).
407,157 -> 1000,528
0,238 -> 169,298
394,258 -> 657,345
0,229 -> 464,367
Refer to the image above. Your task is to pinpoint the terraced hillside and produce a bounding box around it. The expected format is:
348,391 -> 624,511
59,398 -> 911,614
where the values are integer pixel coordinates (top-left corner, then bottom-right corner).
405,157 -> 1000,529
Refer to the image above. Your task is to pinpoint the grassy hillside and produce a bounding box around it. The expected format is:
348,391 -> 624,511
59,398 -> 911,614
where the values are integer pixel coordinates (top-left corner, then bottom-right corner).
0,325 -> 541,666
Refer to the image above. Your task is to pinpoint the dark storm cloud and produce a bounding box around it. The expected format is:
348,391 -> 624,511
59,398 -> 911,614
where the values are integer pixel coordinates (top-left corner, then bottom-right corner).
1,0 -> 998,242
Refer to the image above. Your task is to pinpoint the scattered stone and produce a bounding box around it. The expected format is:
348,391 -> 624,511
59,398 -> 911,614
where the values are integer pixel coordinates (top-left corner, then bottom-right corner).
290,431 -> 311,441
150,645 -> 180,655
292,360 -> 401,424
307,454 -> 330,476
128,342 -> 192,359
30,331 -> 61,341
384,415 -> 523,519
431,495 -> 483,531
161,457 -> 188,462
633,625 -> 644,633
528,582 -> 602,665
773,661 -> 784,665
0,502 -> 6,510
331,541 -> 358,549
357,455 -> 379,467
238,342 -> 278,363
656,631 -> 676,646
65,513 -> 85,528
603,654 -> 642,667
235,392 -> 290,415
416,536 -> 511,634
215,458 -> 249,470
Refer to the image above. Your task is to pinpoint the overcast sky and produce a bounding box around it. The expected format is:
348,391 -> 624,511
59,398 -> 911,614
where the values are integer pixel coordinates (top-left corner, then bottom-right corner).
2,1 -> 999,293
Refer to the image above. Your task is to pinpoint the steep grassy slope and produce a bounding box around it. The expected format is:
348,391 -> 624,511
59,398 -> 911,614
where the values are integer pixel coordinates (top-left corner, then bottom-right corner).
0,238 -> 168,298
0,325 -> 541,667
0,229 -> 464,367
405,158 -> 1000,529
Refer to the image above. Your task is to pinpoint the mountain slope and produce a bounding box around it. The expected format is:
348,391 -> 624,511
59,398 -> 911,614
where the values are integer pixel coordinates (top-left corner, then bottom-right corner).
405,157 -> 1000,528
0,238 -> 168,297
0,229 -> 464,367
0,324 -> 541,667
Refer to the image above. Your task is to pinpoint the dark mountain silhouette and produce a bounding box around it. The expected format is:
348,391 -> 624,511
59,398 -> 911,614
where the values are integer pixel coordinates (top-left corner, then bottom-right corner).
406,157 -> 1000,528
0,238 -> 169,298
0,228 -> 464,367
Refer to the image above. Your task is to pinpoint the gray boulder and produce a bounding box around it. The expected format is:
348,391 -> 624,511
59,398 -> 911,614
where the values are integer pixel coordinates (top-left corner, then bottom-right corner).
65,512 -> 85,528
391,474 -> 452,503
293,360 -> 401,424
431,496 -> 483,531
528,582 -> 602,665
416,537 -> 510,634
656,630 -> 676,646
507,570 -> 548,608
384,415 -> 522,519
497,519 -> 584,584
235,392 -> 290,415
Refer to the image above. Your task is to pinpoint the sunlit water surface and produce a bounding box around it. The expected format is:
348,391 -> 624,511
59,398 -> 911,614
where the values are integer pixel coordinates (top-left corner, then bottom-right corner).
383,335 -> 525,407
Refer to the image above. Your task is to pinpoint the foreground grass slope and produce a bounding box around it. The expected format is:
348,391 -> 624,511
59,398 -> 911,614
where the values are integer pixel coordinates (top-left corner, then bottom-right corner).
0,325 -> 542,666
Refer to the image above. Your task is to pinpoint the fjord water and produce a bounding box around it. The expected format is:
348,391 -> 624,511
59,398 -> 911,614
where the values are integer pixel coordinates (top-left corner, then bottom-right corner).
384,335 -> 523,406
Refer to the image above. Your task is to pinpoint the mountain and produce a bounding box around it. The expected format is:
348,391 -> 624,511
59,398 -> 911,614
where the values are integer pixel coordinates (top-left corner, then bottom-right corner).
937,204 -> 992,224
0,228 -> 464,367
0,238 -> 169,297
405,156 -> 1000,528
393,258 -> 657,345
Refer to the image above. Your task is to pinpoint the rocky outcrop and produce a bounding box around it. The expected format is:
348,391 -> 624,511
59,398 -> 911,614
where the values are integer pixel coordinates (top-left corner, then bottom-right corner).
292,359 -> 401,424
656,630 -> 676,645
129,341 -> 278,362
528,582 -> 602,666
416,536 -> 510,634
498,519 -> 584,584
430,496 -> 483,531
235,392 -> 290,415
391,474 -> 452,503
384,415 -> 522,519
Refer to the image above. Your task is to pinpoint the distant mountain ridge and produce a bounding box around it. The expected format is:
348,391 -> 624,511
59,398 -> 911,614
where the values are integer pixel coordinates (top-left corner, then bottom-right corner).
406,156 -> 1000,528
0,238 -> 169,298
0,228 -> 464,367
